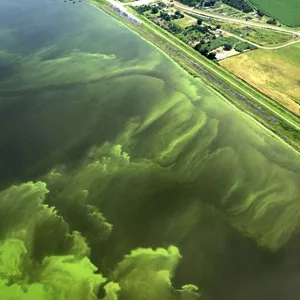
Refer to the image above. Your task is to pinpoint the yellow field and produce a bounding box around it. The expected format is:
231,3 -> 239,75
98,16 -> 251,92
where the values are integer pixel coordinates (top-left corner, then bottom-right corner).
220,44 -> 300,116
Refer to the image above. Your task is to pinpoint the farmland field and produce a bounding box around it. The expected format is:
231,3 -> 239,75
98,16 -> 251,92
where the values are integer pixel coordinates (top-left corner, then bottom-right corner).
250,0 -> 300,27
220,44 -> 300,116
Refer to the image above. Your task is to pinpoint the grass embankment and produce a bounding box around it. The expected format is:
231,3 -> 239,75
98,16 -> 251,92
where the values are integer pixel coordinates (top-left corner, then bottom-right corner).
221,44 -> 300,117
91,0 -> 300,150
250,0 -> 300,27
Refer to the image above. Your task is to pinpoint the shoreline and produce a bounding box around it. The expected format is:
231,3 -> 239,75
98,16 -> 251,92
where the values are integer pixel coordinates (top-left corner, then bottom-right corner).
88,0 -> 300,153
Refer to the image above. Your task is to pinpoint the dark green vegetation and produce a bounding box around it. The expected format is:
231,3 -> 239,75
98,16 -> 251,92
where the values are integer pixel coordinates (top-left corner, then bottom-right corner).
266,18 -> 277,25
1,1 -> 300,300
222,0 -> 253,13
178,0 -> 253,13
194,35 -> 255,53
250,0 -> 300,27
118,0 -> 136,3
179,0 -> 217,7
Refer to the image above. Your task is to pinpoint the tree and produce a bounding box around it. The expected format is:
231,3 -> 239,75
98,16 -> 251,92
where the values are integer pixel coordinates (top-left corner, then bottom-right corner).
169,22 -> 182,34
158,1 -> 166,7
216,24 -> 221,29
163,14 -> 171,21
224,43 -> 232,51
197,25 -> 209,33
194,43 -> 202,51
195,43 -> 208,55
135,5 -> 150,13
197,18 -> 203,25
175,10 -> 181,15
207,52 -> 216,60
151,7 -> 159,14
204,0 -> 215,7
200,49 -> 209,56
257,9 -> 264,17
223,0 -> 253,13
267,18 -> 277,25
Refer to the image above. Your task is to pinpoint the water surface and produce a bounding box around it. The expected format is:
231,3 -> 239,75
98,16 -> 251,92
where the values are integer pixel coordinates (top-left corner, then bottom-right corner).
0,1 -> 300,300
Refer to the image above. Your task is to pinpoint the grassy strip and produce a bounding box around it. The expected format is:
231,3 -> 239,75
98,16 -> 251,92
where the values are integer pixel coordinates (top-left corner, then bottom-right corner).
91,1 -> 300,150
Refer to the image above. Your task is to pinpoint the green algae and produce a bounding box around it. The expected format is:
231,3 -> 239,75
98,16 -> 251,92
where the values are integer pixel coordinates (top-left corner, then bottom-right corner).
0,0 -> 300,300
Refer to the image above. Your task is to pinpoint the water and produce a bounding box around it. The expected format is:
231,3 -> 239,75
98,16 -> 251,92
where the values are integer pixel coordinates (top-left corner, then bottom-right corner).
0,0 -> 300,299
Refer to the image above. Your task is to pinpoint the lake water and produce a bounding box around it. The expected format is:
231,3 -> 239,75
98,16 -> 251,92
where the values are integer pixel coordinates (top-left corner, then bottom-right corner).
0,0 -> 300,299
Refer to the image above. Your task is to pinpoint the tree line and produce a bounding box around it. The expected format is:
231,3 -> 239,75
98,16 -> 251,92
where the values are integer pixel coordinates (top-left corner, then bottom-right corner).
177,0 -> 253,13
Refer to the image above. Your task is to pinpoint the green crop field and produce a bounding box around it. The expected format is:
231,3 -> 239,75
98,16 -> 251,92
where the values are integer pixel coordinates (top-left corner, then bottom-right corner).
250,0 -> 300,27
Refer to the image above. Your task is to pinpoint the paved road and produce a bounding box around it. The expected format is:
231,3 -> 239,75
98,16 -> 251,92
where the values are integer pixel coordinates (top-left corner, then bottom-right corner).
134,14 -> 300,130
174,2 -> 300,37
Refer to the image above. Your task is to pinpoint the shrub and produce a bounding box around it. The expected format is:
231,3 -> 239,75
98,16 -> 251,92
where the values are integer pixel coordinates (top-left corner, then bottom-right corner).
224,43 -> 232,51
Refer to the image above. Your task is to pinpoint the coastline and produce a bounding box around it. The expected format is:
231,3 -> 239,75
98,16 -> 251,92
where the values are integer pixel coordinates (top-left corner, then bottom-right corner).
88,0 -> 300,153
